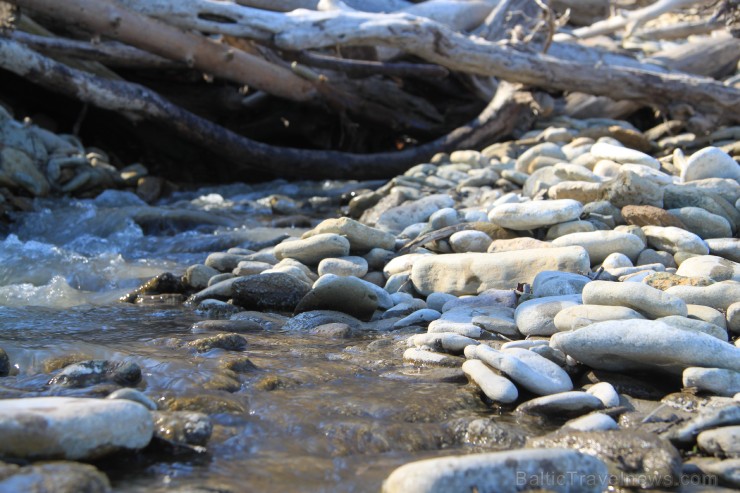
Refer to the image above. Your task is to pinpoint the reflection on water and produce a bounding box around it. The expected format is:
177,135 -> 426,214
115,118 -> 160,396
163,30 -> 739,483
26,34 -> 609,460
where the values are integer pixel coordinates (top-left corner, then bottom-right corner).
0,182 -> 526,492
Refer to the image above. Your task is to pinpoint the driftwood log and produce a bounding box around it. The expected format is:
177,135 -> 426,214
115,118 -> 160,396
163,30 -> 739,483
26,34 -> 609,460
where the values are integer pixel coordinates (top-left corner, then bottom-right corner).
1,0 -> 739,180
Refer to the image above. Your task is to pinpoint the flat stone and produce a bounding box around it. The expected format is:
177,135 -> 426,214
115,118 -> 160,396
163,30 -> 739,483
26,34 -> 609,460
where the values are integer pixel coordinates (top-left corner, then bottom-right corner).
636,249 -> 676,268
486,237 -> 552,253
425,292 -> 457,312
550,320 -> 740,374
187,333 -> 247,352
403,348 -> 464,368
282,310 -> 364,331
548,181 -> 602,203
687,304 -> 726,329
668,207 -> 732,239
188,276 -> 240,304
515,142 -> 567,173
532,271 -> 591,297
527,429 -> 682,489
553,230 -> 645,264
591,142 -> 661,169
427,320 -> 483,338
0,397 -> 153,460
462,359 -> 518,404
545,219 -> 596,240
410,247 -> 590,296
554,304 -> 646,331
303,217 -> 395,252
563,413 -> 619,432
274,233 -> 350,265
467,345 -> 573,395
666,281 -> 740,310
684,367 -> 740,397
697,426 -> 740,457
516,391 -> 603,417
676,255 -> 740,282
393,309 -> 442,328
642,225 -> 709,255
232,260 -> 272,277
410,332 -> 478,355
706,238 -> 740,263
622,204 -> 687,228
514,295 -> 582,337
442,290 -> 517,311
375,194 -> 455,233
581,280 -> 687,319
488,199 -> 583,230
232,272 -> 310,312
681,146 -> 740,183
317,256 -> 368,278
204,252 -> 252,273
295,275 -> 379,321
382,448 -> 609,493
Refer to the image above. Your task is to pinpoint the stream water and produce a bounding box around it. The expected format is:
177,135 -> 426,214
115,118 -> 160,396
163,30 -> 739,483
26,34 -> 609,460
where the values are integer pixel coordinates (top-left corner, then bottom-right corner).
0,181 -> 537,492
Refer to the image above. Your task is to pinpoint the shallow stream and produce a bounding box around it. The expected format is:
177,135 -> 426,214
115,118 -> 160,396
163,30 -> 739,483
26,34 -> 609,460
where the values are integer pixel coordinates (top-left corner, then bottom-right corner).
0,181 -> 537,492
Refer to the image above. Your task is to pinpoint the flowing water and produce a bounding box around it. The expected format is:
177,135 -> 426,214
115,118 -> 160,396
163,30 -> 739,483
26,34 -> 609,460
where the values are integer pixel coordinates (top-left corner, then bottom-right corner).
0,181 -> 537,492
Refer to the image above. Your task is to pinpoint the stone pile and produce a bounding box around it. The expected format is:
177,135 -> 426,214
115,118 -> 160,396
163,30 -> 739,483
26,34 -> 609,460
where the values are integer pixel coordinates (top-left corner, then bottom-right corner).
3,117 -> 740,490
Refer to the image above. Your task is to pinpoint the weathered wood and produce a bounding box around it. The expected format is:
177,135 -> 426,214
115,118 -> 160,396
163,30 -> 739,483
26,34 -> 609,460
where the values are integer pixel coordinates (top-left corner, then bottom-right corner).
10,31 -> 181,69
291,51 -> 449,78
115,0 -> 740,122
0,38 -> 536,179
8,0 -> 317,101
568,0 -> 709,39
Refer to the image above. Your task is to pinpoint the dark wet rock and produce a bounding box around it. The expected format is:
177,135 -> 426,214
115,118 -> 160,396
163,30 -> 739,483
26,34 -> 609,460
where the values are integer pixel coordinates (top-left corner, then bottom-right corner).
187,333 -> 247,352
135,293 -> 187,305
0,461 -> 111,493
157,393 -> 247,414
187,276 -> 241,305
232,272 -> 310,312
283,310 -> 364,331
294,275 -> 379,320
218,355 -> 257,373
119,272 -> 186,303
527,429 -> 683,489
451,417 -> 528,449
203,372 -> 242,392
49,360 -> 142,388
0,347 -> 9,377
0,397 -> 153,460
151,411 -> 213,447
194,299 -> 241,319
255,374 -> 302,391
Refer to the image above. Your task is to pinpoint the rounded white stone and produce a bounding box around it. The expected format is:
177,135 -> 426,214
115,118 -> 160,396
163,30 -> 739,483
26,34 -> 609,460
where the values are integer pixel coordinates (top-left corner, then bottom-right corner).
582,280 -> 687,319
642,225 -> 709,255
317,256 -> 368,278
681,146 -> 740,183
449,230 -> 492,253
590,142 -> 661,169
488,199 -> 583,230
552,231 -> 645,264
462,359 -> 518,403
586,382 -> 620,408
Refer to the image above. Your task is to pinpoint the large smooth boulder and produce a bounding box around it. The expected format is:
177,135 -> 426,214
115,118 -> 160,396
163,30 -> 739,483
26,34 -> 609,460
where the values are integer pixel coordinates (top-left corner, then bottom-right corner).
410,247 -> 590,296
382,448 -> 608,493
551,320 -> 740,374
0,397 -> 153,460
